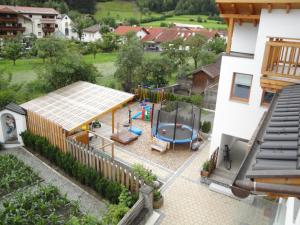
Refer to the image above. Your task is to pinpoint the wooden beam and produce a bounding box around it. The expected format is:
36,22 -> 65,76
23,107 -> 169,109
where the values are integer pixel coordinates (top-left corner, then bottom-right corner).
231,3 -> 238,13
216,3 -> 223,14
286,3 -> 291,13
248,3 -> 254,14
112,110 -> 115,134
268,3 -> 272,13
220,14 -> 260,20
226,17 -> 234,54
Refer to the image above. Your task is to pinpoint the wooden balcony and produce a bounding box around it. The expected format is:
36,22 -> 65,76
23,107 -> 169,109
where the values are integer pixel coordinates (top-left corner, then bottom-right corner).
261,38 -> 300,92
0,17 -> 17,22
0,26 -> 25,32
42,27 -> 55,33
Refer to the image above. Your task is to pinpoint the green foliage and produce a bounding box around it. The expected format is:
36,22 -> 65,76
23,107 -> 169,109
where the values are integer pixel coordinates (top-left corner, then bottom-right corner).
2,40 -> 23,65
20,131 -> 133,206
206,37 -> 227,54
202,121 -> 211,133
0,185 -> 84,225
142,57 -> 174,87
186,34 -> 209,69
126,17 -> 140,26
132,164 -> 157,185
0,154 -> 40,197
102,204 -> 129,225
35,37 -> 67,62
100,16 -> 117,28
40,53 -> 99,91
202,160 -> 210,171
114,34 -> 144,91
100,33 -> 119,52
153,189 -> 162,201
71,14 -> 95,40
67,215 -> 101,225
87,41 -> 101,59
161,38 -> 188,68
118,187 -> 138,208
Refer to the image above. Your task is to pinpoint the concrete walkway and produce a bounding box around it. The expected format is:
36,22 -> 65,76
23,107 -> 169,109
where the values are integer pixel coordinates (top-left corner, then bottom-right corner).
0,148 -> 108,219
156,142 -> 277,225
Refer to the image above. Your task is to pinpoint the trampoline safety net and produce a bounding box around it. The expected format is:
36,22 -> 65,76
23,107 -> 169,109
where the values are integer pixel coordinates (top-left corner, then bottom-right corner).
152,101 -> 201,144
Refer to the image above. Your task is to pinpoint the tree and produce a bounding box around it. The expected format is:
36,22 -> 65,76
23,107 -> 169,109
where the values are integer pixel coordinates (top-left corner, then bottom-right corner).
186,34 -> 208,69
35,38 -> 66,63
100,33 -> 119,52
87,41 -> 101,59
206,37 -> 227,54
114,35 -> 144,92
142,57 -> 173,87
72,14 -> 94,40
40,53 -> 99,91
2,40 -> 23,65
161,38 -> 187,68
101,16 -> 116,28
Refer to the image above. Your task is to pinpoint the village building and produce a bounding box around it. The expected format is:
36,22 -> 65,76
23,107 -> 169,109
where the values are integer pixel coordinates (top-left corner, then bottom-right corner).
81,24 -> 102,42
209,1 -> 300,224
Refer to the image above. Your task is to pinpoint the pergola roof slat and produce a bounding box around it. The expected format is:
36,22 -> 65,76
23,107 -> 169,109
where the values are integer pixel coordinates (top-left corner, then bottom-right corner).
21,81 -> 134,131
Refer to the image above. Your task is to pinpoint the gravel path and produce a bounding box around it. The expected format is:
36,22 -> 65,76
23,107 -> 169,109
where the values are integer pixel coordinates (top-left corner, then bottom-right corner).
0,147 -> 108,219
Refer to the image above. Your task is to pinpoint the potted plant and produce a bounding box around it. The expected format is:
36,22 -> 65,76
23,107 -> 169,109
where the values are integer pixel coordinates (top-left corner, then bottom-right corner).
200,160 -> 211,177
153,189 -> 163,209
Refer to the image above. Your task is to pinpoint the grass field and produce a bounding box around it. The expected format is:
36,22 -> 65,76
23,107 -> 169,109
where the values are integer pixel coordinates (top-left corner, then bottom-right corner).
142,15 -> 227,30
94,1 -> 227,30
0,51 -> 161,88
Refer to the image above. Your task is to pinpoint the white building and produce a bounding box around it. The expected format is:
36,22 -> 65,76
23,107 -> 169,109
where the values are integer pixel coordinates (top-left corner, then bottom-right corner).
81,24 -> 102,42
56,14 -> 77,40
211,1 -> 300,224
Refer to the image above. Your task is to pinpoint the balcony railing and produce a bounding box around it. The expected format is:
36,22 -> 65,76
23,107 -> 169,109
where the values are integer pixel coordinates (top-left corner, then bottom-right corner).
262,38 -> 300,80
42,27 -> 55,33
0,17 -> 17,22
0,26 -> 25,32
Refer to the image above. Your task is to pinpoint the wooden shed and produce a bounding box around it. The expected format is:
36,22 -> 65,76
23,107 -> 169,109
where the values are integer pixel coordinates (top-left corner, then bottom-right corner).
191,56 -> 222,94
21,81 -> 134,152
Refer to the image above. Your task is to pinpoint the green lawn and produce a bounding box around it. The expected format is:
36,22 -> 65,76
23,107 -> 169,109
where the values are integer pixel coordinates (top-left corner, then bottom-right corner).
142,15 -> 227,30
0,51 -> 159,87
95,1 -> 143,21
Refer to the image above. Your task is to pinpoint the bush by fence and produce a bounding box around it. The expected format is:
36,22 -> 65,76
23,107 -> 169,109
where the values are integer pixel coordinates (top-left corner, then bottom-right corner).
135,87 -> 202,106
21,131 -> 139,224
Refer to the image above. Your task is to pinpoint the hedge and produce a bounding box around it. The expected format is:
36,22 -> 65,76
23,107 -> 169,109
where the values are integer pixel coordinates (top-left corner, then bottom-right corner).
20,131 -> 136,205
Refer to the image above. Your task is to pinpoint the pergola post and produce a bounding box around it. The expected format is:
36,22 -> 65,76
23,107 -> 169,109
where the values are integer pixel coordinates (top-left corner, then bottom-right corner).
112,110 -> 115,134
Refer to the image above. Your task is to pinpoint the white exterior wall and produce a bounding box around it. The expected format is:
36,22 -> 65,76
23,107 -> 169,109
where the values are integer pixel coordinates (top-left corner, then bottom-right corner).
273,197 -> 300,225
231,22 -> 258,54
136,30 -> 147,39
57,15 -> 77,40
0,109 -> 27,148
82,31 -> 102,42
210,9 -> 300,154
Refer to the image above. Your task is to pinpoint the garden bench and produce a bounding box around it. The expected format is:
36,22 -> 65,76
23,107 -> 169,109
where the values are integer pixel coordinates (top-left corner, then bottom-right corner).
151,138 -> 170,153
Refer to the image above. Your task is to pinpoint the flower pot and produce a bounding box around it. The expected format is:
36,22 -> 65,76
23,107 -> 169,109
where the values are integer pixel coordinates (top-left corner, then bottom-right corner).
153,196 -> 164,209
201,170 -> 209,177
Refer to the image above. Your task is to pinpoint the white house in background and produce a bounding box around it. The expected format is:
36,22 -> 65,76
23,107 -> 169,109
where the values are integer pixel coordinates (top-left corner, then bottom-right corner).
56,14 -> 77,40
0,103 -> 27,148
210,1 -> 300,224
81,24 -> 102,42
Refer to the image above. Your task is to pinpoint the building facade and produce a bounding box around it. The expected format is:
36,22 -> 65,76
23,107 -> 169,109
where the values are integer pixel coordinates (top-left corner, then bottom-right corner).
211,1 -> 300,224
0,5 -> 76,39
81,24 -> 102,42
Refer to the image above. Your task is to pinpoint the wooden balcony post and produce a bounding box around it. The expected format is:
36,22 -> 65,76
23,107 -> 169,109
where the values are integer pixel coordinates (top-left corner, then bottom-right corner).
261,42 -> 272,74
226,17 -> 234,54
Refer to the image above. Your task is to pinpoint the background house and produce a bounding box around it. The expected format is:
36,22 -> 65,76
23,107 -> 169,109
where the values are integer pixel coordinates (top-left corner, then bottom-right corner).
81,24 -> 102,42
56,14 -> 77,40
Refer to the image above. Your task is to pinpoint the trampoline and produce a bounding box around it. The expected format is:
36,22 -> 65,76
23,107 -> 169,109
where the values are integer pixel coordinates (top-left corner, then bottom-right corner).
151,101 -> 201,146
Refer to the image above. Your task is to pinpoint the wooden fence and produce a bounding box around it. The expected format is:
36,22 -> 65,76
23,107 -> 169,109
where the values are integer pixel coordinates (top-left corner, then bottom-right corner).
66,138 -> 144,193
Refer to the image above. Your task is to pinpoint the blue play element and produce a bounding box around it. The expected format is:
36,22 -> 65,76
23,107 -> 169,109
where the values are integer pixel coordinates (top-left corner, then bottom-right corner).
131,112 -> 142,120
129,126 -> 142,136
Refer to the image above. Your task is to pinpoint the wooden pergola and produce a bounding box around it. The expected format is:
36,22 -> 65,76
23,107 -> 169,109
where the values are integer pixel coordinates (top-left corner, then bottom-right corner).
216,0 -> 300,53
21,81 -> 134,152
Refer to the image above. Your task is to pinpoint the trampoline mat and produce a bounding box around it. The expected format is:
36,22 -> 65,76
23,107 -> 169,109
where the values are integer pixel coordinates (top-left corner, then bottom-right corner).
154,123 -> 197,143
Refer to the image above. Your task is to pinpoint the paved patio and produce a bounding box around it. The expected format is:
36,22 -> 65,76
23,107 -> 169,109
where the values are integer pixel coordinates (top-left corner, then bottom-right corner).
156,142 -> 277,225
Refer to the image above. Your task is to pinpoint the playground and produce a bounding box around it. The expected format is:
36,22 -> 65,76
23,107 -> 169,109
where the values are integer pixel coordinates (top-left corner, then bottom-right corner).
99,101 -> 201,170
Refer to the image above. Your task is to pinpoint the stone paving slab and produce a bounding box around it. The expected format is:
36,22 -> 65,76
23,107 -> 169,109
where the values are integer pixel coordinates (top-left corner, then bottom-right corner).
157,143 -> 277,225
0,148 -> 108,219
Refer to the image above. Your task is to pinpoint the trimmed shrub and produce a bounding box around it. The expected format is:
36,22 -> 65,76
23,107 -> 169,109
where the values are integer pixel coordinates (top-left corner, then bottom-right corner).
202,121 -> 211,133
20,131 -> 131,204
